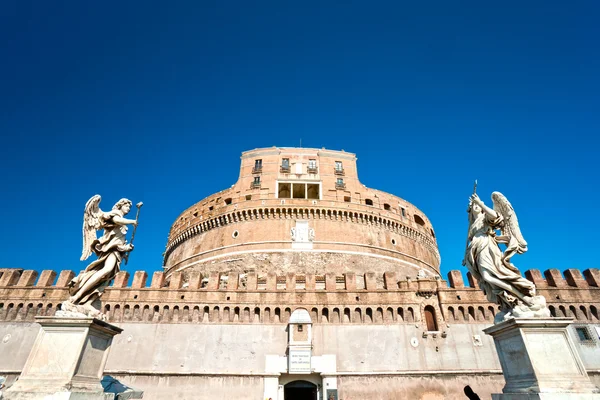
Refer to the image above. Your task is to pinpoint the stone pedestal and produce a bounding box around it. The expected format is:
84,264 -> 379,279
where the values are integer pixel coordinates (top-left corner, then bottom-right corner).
484,318 -> 600,400
5,316 -> 122,400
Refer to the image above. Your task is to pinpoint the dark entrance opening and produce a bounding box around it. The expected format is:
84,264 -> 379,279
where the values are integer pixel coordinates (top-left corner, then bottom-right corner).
284,380 -> 317,400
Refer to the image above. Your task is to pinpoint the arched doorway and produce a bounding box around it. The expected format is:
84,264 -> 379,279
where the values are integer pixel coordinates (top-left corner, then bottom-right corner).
284,380 -> 317,400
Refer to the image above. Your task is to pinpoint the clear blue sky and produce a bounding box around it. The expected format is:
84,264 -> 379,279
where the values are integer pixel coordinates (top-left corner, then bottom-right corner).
1,1 -> 598,282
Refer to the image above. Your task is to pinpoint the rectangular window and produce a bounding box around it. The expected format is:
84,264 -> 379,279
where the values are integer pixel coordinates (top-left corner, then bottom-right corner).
278,182 -> 321,200
401,207 -> 406,217
253,159 -> 263,174
282,158 -> 289,168
298,324 -> 303,332
307,184 -> 319,199
278,182 -> 291,198
335,161 -> 343,171
337,178 -> 344,185
308,159 -> 316,168
293,183 -> 306,199
254,176 -> 260,184
576,327 -> 592,342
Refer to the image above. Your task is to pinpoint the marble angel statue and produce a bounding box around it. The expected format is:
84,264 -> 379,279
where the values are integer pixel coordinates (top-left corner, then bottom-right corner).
61,195 -> 141,319
464,191 -> 549,322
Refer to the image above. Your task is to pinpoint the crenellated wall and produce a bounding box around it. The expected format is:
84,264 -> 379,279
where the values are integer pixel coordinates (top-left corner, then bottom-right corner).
1,267 -> 600,400
1,268 -> 598,326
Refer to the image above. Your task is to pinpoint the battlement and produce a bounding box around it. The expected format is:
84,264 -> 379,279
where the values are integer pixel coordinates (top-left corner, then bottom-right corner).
1,268 -> 599,290
1,268 -> 598,326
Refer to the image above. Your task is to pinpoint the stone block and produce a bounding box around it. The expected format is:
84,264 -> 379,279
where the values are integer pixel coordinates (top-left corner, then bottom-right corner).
150,272 -> 165,289
564,269 -> 586,287
227,272 -> 239,290
286,273 -> 296,291
131,271 -> 148,288
305,274 -> 315,290
466,271 -> 478,288
583,269 -> 600,287
4,317 -> 122,400
365,272 -> 377,290
325,273 -> 336,291
384,271 -> 397,290
112,271 -> 129,288
17,270 -> 38,287
188,271 -> 202,289
525,270 -> 547,288
169,272 -> 184,289
35,270 -> 57,287
207,272 -> 220,290
344,272 -> 356,291
448,270 -> 464,288
0,270 -> 21,286
544,269 -> 567,287
56,271 -> 75,287
484,318 -> 600,397
266,272 -> 277,291
246,272 -> 257,290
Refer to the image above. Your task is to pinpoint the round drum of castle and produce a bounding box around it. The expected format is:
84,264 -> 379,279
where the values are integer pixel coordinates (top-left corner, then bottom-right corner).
163,147 -> 440,281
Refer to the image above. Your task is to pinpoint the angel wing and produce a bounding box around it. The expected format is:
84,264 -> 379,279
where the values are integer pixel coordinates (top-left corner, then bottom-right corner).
491,191 -> 528,255
81,195 -> 103,261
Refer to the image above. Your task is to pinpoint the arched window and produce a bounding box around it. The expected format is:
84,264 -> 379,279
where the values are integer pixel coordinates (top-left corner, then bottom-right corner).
424,305 -> 438,331
365,199 -> 373,206
414,215 -> 426,227
383,203 -> 391,211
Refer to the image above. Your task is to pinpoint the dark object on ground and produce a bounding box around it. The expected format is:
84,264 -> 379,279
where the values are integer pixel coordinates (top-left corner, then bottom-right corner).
464,385 -> 481,400
101,375 -> 144,399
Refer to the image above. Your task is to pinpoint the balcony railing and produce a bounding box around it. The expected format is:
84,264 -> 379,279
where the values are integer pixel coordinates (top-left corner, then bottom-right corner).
251,182 -> 261,189
280,165 -> 291,173
335,182 -> 346,190
252,166 -> 263,174
307,166 -> 318,174
334,168 -> 345,176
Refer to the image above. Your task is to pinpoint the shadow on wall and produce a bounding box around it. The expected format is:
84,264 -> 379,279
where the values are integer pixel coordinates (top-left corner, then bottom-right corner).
464,385 -> 482,400
101,375 -> 144,400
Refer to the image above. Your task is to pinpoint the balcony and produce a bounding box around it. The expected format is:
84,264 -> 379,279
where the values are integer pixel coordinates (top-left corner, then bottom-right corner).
280,165 -> 291,173
307,166 -> 318,174
334,168 -> 345,176
335,182 -> 346,190
252,166 -> 263,174
251,181 -> 261,189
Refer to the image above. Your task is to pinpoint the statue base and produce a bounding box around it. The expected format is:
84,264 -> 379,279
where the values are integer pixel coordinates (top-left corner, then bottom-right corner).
4,316 -> 122,400
484,318 -> 600,399
57,300 -> 107,321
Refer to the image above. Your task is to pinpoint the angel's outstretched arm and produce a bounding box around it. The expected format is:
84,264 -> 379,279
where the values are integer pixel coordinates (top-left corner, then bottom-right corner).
113,216 -> 137,226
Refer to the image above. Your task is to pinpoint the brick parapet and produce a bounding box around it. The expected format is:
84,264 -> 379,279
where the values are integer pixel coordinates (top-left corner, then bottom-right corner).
0,268 -> 598,325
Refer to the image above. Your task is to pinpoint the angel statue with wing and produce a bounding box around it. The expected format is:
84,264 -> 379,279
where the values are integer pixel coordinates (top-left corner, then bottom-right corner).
464,191 -> 549,323
61,195 -> 140,319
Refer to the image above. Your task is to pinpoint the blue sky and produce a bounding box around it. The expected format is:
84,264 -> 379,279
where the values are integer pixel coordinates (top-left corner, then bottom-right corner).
1,1 -> 598,282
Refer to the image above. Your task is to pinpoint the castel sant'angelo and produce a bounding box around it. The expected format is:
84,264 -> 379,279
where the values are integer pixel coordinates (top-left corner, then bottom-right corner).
1,147 -> 599,400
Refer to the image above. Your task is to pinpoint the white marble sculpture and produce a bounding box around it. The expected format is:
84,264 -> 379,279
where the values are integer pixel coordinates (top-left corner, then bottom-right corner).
464,191 -> 550,323
60,195 -> 142,320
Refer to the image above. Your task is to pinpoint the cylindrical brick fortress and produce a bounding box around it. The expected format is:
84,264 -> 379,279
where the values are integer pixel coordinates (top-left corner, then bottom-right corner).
163,147 -> 440,281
